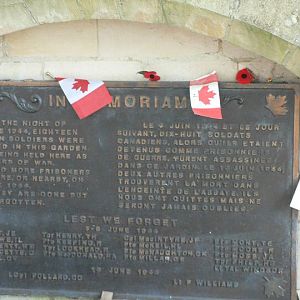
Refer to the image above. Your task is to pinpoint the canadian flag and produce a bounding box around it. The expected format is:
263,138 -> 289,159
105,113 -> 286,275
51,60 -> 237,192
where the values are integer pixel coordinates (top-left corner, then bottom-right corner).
189,71 -> 222,119
56,78 -> 112,119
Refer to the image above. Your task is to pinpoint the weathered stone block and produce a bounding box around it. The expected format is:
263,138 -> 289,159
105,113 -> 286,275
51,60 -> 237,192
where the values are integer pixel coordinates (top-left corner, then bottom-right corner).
226,20 -> 294,65
44,60 -> 144,80
184,0 -> 238,19
221,40 -> 257,62
117,0 -> 163,23
25,0 -> 83,24
154,54 -> 237,81
162,1 -> 230,39
272,64 -> 299,83
231,0 -> 300,47
98,20 -> 218,59
43,53 -> 237,82
0,0 -> 24,5
283,47 -> 300,78
76,0 -> 119,19
5,20 -> 97,57
0,2 -> 36,36
0,62 -> 43,80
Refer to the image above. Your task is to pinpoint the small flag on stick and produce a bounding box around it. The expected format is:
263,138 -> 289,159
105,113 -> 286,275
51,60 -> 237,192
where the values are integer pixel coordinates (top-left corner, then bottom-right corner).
189,71 -> 222,119
56,77 -> 112,119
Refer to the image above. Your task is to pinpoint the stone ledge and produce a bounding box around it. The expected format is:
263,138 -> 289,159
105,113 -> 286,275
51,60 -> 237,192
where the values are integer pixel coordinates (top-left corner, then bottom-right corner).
0,62 -> 43,80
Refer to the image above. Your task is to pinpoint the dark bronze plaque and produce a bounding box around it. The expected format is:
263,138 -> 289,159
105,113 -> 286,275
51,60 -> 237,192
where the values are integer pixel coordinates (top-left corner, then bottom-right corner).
0,82 -> 298,299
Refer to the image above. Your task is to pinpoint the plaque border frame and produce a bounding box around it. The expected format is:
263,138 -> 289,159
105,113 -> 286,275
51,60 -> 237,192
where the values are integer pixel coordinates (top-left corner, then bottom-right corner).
0,81 -> 298,300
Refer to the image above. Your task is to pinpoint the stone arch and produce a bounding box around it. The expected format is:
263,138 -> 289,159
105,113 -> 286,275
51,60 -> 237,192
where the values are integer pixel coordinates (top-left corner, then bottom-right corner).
0,0 -> 299,77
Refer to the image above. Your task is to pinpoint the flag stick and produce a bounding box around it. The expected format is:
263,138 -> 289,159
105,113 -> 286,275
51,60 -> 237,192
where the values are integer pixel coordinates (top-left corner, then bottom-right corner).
45,72 -> 55,79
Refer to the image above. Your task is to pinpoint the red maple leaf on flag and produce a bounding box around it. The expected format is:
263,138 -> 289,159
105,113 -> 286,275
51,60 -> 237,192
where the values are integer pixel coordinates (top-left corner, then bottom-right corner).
198,85 -> 215,105
72,79 -> 90,93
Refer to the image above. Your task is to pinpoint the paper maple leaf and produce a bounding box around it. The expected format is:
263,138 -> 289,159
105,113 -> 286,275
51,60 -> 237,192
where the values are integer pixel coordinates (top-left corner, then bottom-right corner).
198,85 -> 215,105
265,94 -> 288,116
264,277 -> 285,298
72,79 -> 90,93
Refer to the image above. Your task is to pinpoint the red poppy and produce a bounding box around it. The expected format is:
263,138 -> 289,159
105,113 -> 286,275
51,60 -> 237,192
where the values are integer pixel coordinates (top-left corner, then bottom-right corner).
149,74 -> 160,81
236,68 -> 255,84
137,71 -> 160,81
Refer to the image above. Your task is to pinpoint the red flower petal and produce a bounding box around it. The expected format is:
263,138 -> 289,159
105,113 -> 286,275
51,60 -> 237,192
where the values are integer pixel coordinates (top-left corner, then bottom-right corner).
149,74 -> 160,81
143,71 -> 157,78
236,68 -> 254,84
137,70 -> 160,81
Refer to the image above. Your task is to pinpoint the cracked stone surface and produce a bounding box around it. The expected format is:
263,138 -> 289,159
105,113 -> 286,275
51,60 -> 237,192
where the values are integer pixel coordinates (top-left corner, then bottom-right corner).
0,0 -> 299,47
184,0 -> 300,47
0,1 -> 36,35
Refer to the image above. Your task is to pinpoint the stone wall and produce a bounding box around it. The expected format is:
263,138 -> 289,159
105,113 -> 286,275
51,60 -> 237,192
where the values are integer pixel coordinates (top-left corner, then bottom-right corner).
188,0 -> 300,47
0,20 -> 298,83
0,11 -> 299,300
0,0 -> 300,77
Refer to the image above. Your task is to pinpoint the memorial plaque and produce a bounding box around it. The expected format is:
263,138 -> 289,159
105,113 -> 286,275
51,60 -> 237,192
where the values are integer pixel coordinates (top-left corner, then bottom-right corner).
0,82 -> 298,299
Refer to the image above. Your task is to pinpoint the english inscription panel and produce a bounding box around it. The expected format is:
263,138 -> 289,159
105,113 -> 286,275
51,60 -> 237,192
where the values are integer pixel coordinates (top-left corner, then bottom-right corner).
0,83 -> 296,299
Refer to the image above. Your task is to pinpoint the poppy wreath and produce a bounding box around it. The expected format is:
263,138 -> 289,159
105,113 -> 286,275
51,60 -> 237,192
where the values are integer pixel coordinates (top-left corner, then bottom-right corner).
236,68 -> 255,84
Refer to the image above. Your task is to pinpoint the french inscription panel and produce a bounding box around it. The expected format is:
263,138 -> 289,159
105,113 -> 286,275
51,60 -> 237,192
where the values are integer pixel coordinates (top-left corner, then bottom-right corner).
0,84 -> 296,299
